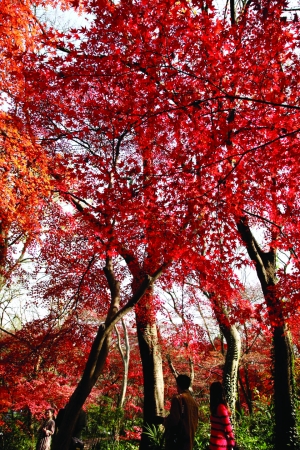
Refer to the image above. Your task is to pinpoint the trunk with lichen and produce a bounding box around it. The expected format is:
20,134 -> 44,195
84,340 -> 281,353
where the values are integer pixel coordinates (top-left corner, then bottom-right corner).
210,295 -> 241,425
237,217 -> 298,449
221,324 -> 241,424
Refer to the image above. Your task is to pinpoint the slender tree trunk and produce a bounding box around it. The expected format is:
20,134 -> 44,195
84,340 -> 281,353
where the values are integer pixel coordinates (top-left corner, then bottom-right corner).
237,217 -> 299,449
230,0 -> 236,25
221,323 -> 241,423
115,318 -> 130,410
53,257 -> 166,450
114,318 -> 130,440
166,353 -> 179,379
166,353 -> 195,388
239,366 -> 253,415
210,295 -> 241,424
52,323 -> 111,450
0,222 -> 8,274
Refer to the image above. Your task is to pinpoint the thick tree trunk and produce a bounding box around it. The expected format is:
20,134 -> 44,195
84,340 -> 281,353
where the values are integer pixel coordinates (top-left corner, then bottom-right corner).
237,217 -> 299,449
121,250 -> 165,450
136,294 -> 165,450
273,324 -> 297,449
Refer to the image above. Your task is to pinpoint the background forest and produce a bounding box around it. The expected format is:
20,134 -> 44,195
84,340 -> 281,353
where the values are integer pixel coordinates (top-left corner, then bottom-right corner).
1,0 -> 300,449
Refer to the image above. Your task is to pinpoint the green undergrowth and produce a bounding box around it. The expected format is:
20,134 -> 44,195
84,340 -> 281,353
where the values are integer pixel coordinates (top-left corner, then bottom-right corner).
1,397 -> 300,450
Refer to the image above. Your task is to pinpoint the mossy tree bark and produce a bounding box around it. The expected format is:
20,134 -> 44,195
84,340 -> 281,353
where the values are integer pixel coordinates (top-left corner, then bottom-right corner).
237,217 -> 298,449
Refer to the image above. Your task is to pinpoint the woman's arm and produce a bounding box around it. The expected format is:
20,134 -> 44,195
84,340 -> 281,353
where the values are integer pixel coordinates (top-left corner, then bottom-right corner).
44,420 -> 55,437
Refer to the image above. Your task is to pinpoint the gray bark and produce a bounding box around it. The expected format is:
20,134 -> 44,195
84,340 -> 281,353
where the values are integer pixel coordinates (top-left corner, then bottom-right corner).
115,318 -> 130,409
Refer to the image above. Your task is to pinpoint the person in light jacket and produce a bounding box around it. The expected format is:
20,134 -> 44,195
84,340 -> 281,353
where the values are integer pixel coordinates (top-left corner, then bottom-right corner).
36,408 -> 55,450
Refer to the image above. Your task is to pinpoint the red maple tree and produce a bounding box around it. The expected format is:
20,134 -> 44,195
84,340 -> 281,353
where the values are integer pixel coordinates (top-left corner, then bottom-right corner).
1,0 -> 300,448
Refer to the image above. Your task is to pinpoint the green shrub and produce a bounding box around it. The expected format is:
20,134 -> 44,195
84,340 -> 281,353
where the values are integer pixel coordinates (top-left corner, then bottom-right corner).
192,399 -> 274,450
234,402 -> 274,450
86,399 -> 125,439
143,424 -> 165,450
0,412 -> 34,450
85,400 -> 141,450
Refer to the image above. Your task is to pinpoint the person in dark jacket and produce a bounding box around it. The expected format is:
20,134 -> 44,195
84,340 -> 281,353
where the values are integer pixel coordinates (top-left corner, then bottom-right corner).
164,374 -> 199,450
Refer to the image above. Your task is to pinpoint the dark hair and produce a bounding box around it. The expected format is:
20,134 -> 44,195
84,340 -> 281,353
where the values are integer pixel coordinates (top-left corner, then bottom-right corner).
210,381 -> 227,415
176,374 -> 191,390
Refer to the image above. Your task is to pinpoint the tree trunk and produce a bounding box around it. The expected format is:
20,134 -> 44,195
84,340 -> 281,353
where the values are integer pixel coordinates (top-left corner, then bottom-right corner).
52,323 -> 111,450
237,217 -> 299,449
221,323 -> 241,423
53,257 -> 167,450
273,324 -> 297,449
210,294 -> 241,424
136,293 -> 165,450
114,318 -> 130,440
239,365 -> 253,415
121,249 -> 165,450
115,318 -> 130,410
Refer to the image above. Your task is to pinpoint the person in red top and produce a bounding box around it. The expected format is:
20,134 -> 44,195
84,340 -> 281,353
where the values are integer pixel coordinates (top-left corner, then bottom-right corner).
209,382 -> 235,450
